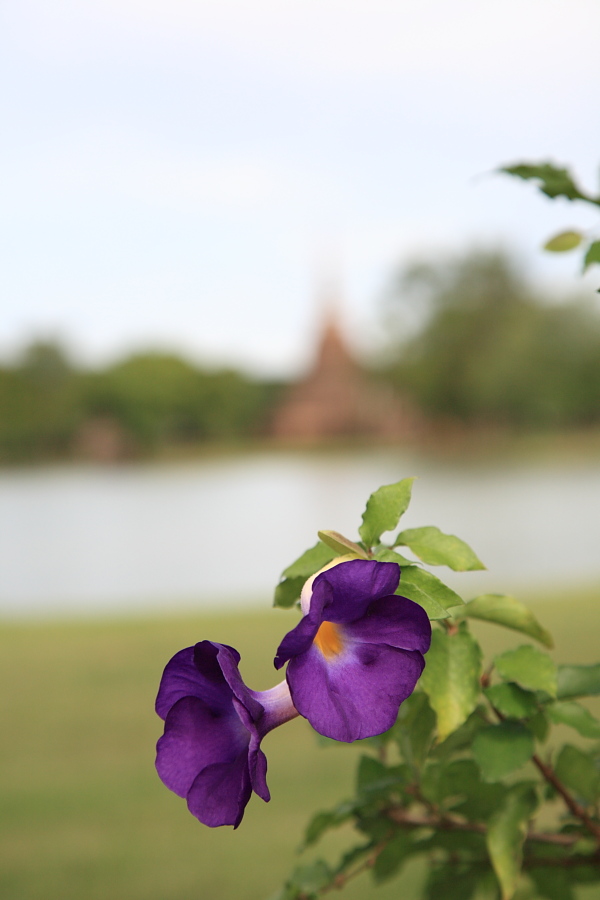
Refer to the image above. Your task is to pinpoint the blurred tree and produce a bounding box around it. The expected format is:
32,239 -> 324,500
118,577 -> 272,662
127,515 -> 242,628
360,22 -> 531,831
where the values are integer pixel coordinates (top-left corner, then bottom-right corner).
84,352 -> 278,452
0,341 -> 83,461
382,249 -> 600,427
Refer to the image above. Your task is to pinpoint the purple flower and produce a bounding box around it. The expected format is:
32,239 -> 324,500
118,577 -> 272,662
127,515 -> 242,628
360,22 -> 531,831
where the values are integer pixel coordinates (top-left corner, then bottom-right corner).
274,559 -> 431,742
155,640 -> 298,827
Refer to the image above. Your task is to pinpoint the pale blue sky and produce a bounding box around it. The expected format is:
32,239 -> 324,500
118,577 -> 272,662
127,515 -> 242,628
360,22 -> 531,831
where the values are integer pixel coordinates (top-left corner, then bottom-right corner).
2,0 -> 599,375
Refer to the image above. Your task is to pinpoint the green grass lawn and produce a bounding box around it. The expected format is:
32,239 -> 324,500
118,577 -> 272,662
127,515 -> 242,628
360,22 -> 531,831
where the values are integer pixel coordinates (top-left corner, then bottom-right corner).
1,586 -> 599,900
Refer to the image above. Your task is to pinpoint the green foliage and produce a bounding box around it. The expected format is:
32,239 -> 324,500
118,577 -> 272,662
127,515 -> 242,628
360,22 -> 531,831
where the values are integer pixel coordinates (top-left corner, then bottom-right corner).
0,342 -> 281,463
358,479 -> 415,548
544,231 -> 584,253
486,784 -> 538,900
557,663 -> 600,699
554,746 -> 600,804
546,701 -> 600,739
275,479 -> 600,900
383,248 -> 600,427
501,160 -> 600,285
472,723 -> 535,782
456,594 -> 554,648
420,629 -> 482,741
494,646 -> 557,696
317,530 -> 368,558
394,526 -> 485,571
499,162 -> 595,203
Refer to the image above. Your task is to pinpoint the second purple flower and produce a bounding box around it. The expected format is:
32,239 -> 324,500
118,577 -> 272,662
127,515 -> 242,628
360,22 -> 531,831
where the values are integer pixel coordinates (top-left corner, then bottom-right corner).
274,559 -> 431,742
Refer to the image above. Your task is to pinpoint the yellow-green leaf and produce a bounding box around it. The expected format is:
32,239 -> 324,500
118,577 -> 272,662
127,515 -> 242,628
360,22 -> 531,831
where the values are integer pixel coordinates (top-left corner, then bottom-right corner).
420,629 -> 482,741
543,230 -> 582,252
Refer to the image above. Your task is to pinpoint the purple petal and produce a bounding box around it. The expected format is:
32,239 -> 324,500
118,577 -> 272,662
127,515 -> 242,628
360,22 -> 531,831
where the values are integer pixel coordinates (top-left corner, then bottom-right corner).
311,560 -> 401,623
155,695 -> 248,798
286,642 -> 425,742
274,612 -> 321,670
155,641 -> 237,720
248,742 -> 270,802
345,596 -> 431,654
186,753 -> 252,828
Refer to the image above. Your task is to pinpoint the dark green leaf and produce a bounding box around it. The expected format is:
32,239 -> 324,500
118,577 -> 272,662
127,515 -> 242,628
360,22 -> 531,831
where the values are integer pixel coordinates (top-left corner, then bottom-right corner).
420,629 -> 482,741
494,646 -> 557,697
356,756 -> 410,801
457,595 -> 553,648
425,866 -> 480,900
394,691 -> 436,768
528,710 -> 550,743
472,722 -> 535,782
400,565 -> 464,609
286,861 -> 332,897
500,162 -> 591,203
546,700 -> 600,739
273,576 -> 305,608
583,240 -> 600,272
484,682 -> 539,719
530,867 -> 574,900
432,708 -> 487,759
317,530 -> 367,558
554,745 -> 600,803
303,802 -> 354,847
544,230 -> 583,252
372,833 -> 411,884
359,478 -> 415,547
557,663 -> 600,699
394,526 -> 485,571
281,541 -> 337,579
486,783 -> 538,900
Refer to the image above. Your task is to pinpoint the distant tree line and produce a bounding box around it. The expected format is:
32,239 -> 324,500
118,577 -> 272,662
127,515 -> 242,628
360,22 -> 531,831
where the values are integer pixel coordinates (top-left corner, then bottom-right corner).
0,344 -> 281,463
2,247 -> 600,464
382,248 -> 600,429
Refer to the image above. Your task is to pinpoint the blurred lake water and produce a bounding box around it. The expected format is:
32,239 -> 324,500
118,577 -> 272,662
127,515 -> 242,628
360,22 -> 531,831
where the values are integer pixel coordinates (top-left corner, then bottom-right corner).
1,449 -> 598,616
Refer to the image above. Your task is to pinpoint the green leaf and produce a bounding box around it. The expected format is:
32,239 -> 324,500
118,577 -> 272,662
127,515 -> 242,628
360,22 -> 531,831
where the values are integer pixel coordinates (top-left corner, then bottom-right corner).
583,240 -> 600,272
530,868 -> 575,900
273,576 -> 305,608
358,478 -> 415,548
456,595 -> 553,648
500,162 -> 591,203
554,745 -> 600,803
372,832 -> 411,884
494,646 -> 557,697
400,565 -> 464,609
486,783 -> 538,900
373,545 -> 415,567
356,756 -> 410,798
286,861 -> 332,897
472,722 -> 535,782
424,865 -> 480,900
303,803 -> 354,847
317,530 -> 368,558
528,710 -> 549,743
420,629 -> 482,741
281,541 -> 337,579
547,701 -> 600,739
484,683 -> 539,719
394,526 -> 485,571
394,691 -> 436,768
543,230 -> 583,252
394,581 -> 450,621
557,663 -> 600,699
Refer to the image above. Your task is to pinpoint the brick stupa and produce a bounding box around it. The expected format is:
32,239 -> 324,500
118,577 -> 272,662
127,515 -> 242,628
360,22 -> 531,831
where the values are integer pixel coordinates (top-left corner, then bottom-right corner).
271,298 -> 417,442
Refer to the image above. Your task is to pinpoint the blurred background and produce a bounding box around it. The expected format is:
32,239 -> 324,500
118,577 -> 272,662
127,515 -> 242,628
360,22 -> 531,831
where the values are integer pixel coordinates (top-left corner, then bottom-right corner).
1,1 -> 600,898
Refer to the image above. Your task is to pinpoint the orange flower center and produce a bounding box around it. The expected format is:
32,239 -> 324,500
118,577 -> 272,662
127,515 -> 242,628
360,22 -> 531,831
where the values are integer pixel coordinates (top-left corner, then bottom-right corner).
314,620 -> 343,659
